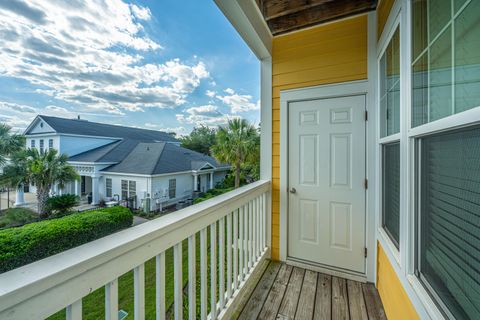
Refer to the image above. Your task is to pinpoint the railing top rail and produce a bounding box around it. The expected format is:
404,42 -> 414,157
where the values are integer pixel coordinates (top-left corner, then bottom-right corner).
0,180 -> 270,313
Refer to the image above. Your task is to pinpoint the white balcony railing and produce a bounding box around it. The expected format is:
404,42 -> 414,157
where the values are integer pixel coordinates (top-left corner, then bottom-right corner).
0,180 -> 271,320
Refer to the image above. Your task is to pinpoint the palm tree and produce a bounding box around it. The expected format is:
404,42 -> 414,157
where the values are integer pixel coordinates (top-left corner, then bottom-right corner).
0,123 -> 25,166
212,119 -> 259,189
0,148 -> 79,217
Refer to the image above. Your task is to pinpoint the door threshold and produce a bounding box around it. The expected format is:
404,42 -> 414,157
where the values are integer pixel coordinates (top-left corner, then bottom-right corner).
286,258 -> 367,283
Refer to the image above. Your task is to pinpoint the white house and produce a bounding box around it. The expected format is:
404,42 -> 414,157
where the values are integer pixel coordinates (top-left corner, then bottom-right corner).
20,115 -> 229,210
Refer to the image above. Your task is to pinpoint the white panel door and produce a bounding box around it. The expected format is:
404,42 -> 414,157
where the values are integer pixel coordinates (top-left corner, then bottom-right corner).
288,95 -> 366,274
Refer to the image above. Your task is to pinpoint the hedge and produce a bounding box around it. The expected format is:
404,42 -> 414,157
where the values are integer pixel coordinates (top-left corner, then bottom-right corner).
0,206 -> 133,273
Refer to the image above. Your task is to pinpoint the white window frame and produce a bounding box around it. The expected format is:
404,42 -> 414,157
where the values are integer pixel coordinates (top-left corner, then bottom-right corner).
31,140 -> 35,148
105,178 -> 112,198
168,179 -> 176,199
48,139 -> 53,150
39,139 -> 44,153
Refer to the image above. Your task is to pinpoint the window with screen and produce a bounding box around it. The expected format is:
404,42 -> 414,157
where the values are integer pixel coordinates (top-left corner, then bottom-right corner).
39,139 -> 44,153
49,139 -> 53,150
121,180 -> 128,200
106,178 -> 112,198
412,0 -> 480,127
416,125 -> 480,319
31,140 -> 35,148
169,179 -> 176,199
379,25 -> 401,249
128,181 -> 136,199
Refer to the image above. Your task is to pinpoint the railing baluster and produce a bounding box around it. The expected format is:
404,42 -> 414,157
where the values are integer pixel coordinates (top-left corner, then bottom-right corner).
249,200 -> 253,269
188,235 -> 196,320
156,252 -> 166,320
174,242 -> 183,320
257,196 -> 261,258
255,197 -> 259,260
226,212 -> 232,301
105,279 -> 118,320
219,217 -> 225,310
244,203 -> 249,275
66,299 -> 82,320
134,264 -> 145,320
262,192 -> 266,250
210,222 -> 217,319
233,209 -> 239,291
200,228 -> 208,320
239,205 -> 244,283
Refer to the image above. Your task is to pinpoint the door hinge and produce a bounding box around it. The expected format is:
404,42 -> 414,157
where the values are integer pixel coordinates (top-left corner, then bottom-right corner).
365,111 -> 368,121
364,247 -> 368,258
364,179 -> 368,189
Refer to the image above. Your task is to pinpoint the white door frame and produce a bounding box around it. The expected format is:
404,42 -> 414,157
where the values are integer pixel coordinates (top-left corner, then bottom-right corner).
279,80 -> 377,282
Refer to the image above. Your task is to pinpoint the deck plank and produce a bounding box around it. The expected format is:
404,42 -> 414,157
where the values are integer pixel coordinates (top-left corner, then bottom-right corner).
238,261 -> 281,320
347,280 -> 368,320
295,270 -> 317,320
277,267 -> 305,319
362,283 -> 387,320
313,274 -> 331,320
332,276 -> 349,320
257,264 -> 293,320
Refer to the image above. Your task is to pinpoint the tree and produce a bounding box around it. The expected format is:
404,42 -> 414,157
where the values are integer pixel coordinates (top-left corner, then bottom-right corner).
0,123 -> 25,166
180,125 -> 216,156
0,148 -> 79,218
212,119 -> 259,189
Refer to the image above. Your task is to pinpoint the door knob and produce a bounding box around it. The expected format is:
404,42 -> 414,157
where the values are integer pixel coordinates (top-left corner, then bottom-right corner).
290,187 -> 297,194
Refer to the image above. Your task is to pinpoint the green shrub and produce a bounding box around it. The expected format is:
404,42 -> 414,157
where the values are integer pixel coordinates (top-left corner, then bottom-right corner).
47,194 -> 79,216
0,206 -> 133,273
193,187 -> 234,204
0,208 -> 38,228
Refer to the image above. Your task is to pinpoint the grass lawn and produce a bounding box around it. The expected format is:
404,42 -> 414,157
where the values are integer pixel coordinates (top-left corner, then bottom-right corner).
48,222 -> 233,320
0,207 -> 38,228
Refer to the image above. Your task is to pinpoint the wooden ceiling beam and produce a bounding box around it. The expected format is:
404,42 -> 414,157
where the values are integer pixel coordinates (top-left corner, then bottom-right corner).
262,0 -> 335,21
265,0 -> 376,35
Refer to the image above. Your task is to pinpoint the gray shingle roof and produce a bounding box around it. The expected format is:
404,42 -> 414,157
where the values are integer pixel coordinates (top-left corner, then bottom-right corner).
30,115 -> 179,143
68,139 -> 140,163
100,142 -> 229,175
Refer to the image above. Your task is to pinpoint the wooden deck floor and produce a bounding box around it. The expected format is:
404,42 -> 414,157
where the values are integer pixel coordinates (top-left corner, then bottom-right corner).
235,261 -> 387,320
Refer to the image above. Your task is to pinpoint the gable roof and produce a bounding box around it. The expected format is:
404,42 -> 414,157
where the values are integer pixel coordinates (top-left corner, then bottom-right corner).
25,115 -> 179,143
100,142 -> 229,175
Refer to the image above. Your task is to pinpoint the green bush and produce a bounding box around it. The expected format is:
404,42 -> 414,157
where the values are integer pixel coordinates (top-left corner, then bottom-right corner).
0,206 -> 133,273
47,194 -> 79,216
193,187 -> 234,204
0,208 -> 38,228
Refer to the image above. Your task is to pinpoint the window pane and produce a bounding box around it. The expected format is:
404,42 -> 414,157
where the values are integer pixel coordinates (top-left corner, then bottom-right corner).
429,27 -> 452,122
412,0 -> 428,60
455,0 -> 480,114
429,0 -> 451,41
419,126 -> 480,319
412,52 -> 429,127
380,27 -> 400,137
383,142 -> 400,247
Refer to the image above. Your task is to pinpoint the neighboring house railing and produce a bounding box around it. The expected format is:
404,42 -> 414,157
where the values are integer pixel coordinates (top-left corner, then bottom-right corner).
0,180 -> 271,320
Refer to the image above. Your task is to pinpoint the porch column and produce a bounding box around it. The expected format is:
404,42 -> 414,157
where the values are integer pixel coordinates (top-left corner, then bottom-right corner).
14,185 -> 25,207
74,179 -> 81,196
210,172 -> 214,190
193,173 -> 198,191
91,176 -> 99,205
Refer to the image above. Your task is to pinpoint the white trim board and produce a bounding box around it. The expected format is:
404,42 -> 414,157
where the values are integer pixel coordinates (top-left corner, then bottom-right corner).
279,80 -> 376,281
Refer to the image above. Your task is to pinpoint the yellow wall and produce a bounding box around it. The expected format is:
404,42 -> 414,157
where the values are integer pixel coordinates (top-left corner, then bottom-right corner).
377,0 -> 396,39
270,15 -> 368,260
377,243 -> 419,320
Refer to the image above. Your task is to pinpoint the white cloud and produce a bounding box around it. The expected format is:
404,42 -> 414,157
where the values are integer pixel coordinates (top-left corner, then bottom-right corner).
206,90 -> 216,97
216,88 -> 260,113
0,0 -> 210,114
130,4 -> 151,20
176,104 -> 237,126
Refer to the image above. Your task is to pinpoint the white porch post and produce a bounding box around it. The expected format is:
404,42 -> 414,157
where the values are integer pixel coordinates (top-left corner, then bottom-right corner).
193,173 -> 198,191
75,179 -> 80,196
14,186 -> 25,207
91,176 -> 99,205
210,172 -> 214,190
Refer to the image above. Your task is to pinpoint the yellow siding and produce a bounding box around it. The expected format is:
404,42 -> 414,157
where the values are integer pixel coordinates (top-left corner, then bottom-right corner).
377,0 -> 396,39
377,243 -> 420,320
270,15 -> 368,260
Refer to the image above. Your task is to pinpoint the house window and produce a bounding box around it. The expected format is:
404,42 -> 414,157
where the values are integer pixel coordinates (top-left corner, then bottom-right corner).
31,140 -> 35,148
39,139 -> 44,153
48,139 -> 53,150
106,178 -> 112,198
416,126 -> 480,319
121,180 -> 128,200
379,25 -> 401,248
128,181 -> 136,199
412,0 -> 480,126
169,179 -> 176,199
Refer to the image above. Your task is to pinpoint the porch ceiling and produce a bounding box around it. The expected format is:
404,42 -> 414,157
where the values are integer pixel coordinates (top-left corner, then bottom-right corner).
255,0 -> 377,35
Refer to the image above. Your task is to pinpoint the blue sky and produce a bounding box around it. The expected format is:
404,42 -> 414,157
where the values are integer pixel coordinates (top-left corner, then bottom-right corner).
0,0 -> 260,135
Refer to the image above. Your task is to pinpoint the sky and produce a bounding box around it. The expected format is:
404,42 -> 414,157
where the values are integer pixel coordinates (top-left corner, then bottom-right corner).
0,0 -> 260,136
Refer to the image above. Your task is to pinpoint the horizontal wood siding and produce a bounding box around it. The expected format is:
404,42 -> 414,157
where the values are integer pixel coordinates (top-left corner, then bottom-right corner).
270,15 -> 368,260
377,243 -> 419,320
377,0 -> 395,39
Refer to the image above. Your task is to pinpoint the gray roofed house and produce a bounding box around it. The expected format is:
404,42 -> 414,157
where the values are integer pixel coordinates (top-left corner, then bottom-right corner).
21,115 -> 230,211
